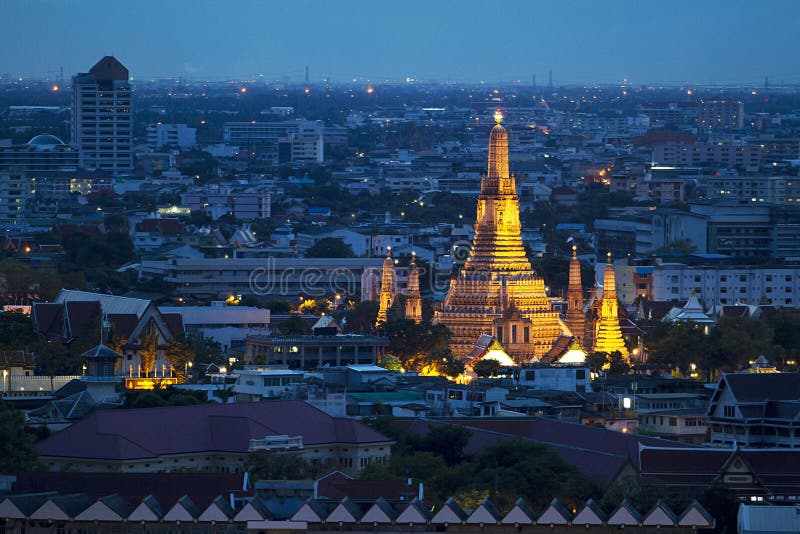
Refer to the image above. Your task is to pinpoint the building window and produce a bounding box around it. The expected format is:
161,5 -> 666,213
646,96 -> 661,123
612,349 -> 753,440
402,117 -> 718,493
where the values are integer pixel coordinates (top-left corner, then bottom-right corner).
724,405 -> 735,418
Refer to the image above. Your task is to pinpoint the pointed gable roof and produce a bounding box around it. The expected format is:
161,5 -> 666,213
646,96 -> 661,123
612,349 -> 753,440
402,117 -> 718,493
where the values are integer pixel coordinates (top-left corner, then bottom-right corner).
360,498 -> 397,524
677,500 -> 715,528
607,499 -> 642,527
128,495 -> 163,521
431,497 -> 468,524
163,495 -> 199,522
234,498 -> 273,522
326,497 -> 362,523
74,494 -> 130,521
291,499 -> 329,523
198,495 -> 234,522
30,494 -> 93,520
465,498 -> 502,524
394,497 -> 430,524
0,494 -> 48,518
89,56 -> 129,81
536,498 -> 572,525
642,499 -> 677,527
500,497 -> 536,525
571,498 -> 606,526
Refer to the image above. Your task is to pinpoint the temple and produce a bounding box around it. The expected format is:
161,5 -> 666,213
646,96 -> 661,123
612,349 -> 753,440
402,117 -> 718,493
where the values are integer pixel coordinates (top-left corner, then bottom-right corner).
375,249 -> 395,326
565,246 -> 585,345
405,253 -> 422,323
592,253 -> 629,356
436,110 -> 567,361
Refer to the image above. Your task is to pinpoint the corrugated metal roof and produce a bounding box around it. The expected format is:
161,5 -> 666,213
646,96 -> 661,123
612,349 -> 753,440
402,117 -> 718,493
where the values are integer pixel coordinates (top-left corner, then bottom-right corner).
55,290 -> 150,318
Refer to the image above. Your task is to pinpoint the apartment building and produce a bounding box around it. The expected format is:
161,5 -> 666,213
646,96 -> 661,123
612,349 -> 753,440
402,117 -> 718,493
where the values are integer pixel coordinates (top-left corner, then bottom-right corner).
71,56 -> 132,174
146,123 -> 196,149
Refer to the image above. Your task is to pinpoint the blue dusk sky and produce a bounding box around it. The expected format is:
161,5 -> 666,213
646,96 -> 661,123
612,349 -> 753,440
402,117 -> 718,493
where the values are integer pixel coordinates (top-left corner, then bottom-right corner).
1,0 -> 798,84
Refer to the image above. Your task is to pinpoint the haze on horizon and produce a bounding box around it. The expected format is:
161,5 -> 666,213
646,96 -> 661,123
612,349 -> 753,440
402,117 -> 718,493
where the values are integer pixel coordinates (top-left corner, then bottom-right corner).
2,0 -> 799,85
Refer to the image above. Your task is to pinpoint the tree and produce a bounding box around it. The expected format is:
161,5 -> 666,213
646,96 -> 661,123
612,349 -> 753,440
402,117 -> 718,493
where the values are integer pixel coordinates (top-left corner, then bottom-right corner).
186,333 -> 223,364
280,315 -> 311,335
473,359 -> 501,378
305,237 -> 355,258
379,354 -> 402,371
0,400 -> 40,471
344,300 -> 379,334
384,319 -> 451,371
165,338 -> 194,381
420,425 -> 471,466
139,331 -> 158,377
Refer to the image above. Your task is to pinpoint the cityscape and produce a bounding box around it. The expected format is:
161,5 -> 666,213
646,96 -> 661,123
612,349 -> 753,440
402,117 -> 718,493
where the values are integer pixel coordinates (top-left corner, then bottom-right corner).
2,2 -> 800,533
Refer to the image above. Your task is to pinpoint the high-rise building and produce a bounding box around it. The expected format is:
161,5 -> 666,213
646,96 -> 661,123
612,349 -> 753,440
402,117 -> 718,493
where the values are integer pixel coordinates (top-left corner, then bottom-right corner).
71,56 -> 132,174
564,246 -> 585,345
593,254 -> 628,357
404,253 -> 422,323
436,110 -> 566,361
698,99 -> 744,130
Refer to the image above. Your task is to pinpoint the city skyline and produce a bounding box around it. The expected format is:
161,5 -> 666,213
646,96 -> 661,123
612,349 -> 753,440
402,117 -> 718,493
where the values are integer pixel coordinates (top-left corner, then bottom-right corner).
2,0 -> 799,84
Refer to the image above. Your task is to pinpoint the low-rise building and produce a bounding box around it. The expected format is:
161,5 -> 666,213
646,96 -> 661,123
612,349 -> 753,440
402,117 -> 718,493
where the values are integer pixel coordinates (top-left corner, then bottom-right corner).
245,334 -> 388,369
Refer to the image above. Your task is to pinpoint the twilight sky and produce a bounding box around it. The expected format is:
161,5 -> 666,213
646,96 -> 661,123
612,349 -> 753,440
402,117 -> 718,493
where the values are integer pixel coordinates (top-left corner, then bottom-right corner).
2,0 -> 798,84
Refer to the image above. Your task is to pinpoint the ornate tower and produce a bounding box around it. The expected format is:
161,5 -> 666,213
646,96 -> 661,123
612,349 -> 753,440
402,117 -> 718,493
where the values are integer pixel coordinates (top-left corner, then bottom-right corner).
405,253 -> 422,323
565,246 -> 585,344
436,110 -> 566,361
376,248 -> 395,326
593,253 -> 628,356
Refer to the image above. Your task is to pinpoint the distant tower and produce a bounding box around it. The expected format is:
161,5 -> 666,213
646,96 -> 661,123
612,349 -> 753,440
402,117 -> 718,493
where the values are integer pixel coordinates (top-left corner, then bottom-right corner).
593,253 -> 628,357
304,65 -> 310,85
532,74 -> 536,89
565,246 -> 585,344
376,248 -> 395,326
548,69 -> 553,89
72,56 -> 132,174
405,253 -> 423,323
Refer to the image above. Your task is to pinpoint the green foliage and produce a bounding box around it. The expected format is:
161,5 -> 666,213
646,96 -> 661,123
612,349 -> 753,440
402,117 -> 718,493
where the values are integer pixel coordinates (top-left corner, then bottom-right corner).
139,330 -> 158,377
383,318 -> 451,371
165,338 -> 194,381
266,300 -> 293,313
362,418 -> 600,509
186,333 -> 224,364
344,300 -> 379,334
279,314 -> 311,335
0,400 -> 40,471
125,387 -> 207,409
247,451 -> 330,480
0,311 -> 38,352
378,354 -> 402,371
473,359 -> 501,378
305,237 -> 355,258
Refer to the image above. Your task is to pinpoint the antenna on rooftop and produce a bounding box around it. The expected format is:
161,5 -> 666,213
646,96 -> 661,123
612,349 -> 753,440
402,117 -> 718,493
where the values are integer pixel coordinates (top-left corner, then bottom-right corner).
304,65 -> 310,85
548,69 -> 553,89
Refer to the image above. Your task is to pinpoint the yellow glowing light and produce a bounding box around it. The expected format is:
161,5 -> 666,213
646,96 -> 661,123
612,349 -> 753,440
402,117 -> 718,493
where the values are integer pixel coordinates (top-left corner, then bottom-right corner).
51,84 -> 59,92
686,89 -> 693,95
366,86 -> 374,94
493,109 -> 503,124
304,87 -> 310,95
240,87 -> 247,93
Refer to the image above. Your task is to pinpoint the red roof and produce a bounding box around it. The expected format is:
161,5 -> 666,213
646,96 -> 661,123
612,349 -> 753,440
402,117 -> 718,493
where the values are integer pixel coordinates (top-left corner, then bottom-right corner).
38,401 -> 391,461
316,471 -> 416,500
162,313 -> 185,337
134,218 -> 186,234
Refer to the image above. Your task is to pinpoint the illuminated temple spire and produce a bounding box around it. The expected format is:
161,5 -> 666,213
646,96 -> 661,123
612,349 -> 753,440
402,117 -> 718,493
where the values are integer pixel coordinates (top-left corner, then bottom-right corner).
436,109 -> 566,361
376,248 -> 395,326
405,253 -> 422,323
565,246 -> 585,344
593,253 -> 628,356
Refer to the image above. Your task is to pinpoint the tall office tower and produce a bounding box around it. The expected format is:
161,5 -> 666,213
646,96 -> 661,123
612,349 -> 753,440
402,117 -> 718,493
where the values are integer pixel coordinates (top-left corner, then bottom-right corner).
71,56 -> 132,174
436,110 -> 566,362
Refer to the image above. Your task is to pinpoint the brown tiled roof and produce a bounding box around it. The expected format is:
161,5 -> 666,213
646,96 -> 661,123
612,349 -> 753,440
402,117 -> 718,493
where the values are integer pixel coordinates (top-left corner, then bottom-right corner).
724,372 -> 800,403
38,401 -> 391,461
66,301 -> 101,339
107,313 -> 138,339
162,313 -> 185,337
33,302 -> 64,338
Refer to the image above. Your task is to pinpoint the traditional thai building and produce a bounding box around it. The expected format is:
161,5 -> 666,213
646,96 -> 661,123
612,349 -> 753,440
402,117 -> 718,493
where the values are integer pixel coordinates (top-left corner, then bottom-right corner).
565,246 -> 585,345
375,249 -> 395,326
436,110 -> 566,361
593,253 -> 629,357
404,253 -> 422,323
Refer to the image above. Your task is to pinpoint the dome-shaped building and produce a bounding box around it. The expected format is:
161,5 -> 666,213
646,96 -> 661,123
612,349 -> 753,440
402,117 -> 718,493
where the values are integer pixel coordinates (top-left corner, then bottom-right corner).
27,134 -> 67,147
